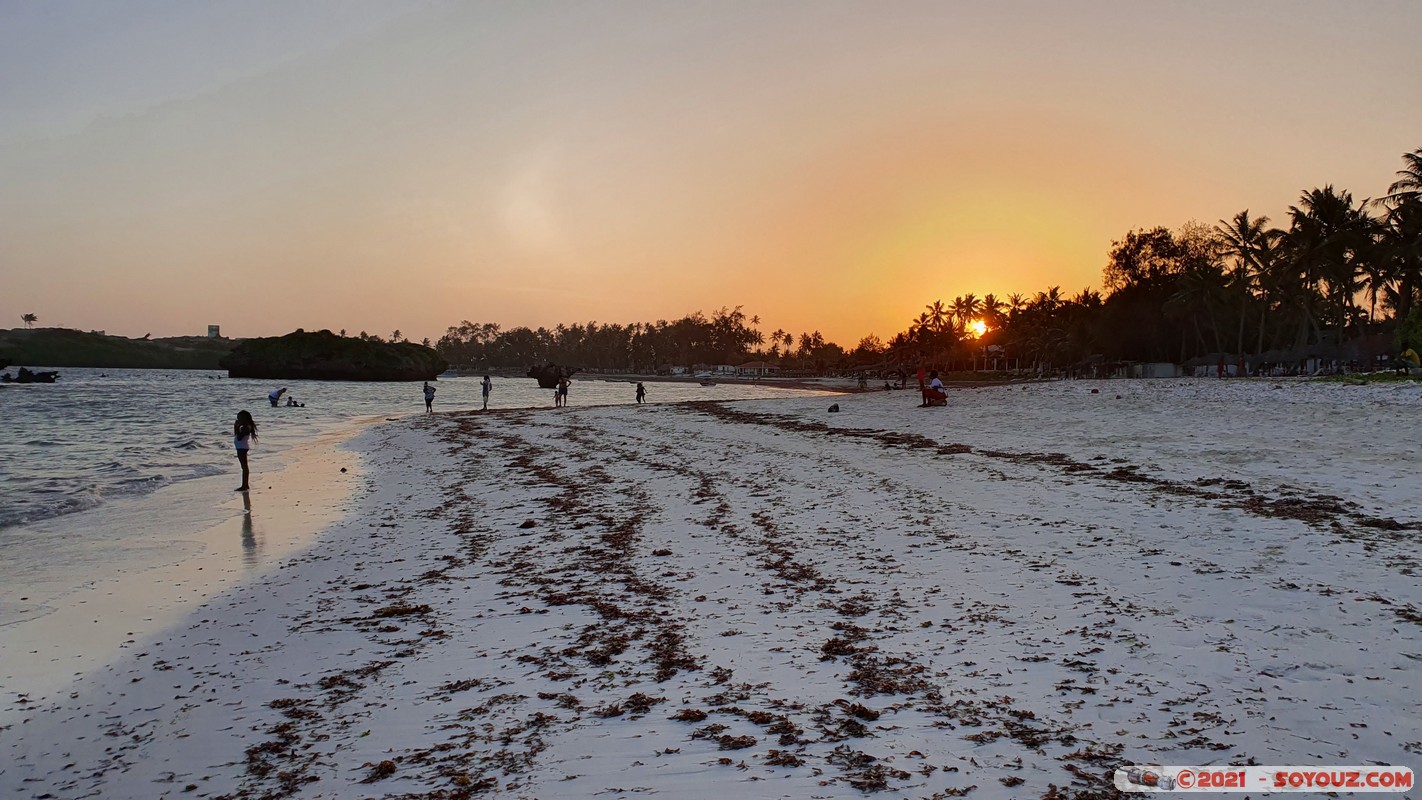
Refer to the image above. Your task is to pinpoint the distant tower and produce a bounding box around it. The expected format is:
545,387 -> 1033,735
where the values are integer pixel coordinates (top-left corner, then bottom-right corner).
207,325 -> 221,338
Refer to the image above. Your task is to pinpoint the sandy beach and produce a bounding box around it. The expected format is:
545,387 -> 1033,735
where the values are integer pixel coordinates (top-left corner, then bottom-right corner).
3,379 -> 1420,799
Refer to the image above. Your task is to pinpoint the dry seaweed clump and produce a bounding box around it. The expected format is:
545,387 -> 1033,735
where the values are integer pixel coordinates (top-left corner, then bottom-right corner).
360,760 -> 397,783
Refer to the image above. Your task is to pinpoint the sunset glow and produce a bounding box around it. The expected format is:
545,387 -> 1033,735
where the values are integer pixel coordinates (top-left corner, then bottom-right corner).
2,2 -> 1419,347
969,319 -> 988,338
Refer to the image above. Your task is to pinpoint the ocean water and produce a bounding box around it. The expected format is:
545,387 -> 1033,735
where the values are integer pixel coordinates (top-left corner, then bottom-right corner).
0,367 -> 826,529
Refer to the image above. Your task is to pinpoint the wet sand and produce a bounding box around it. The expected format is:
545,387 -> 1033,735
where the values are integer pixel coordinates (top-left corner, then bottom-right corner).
0,424 -> 363,724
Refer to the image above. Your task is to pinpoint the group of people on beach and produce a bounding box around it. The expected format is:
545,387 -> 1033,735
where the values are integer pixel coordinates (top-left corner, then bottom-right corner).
422,375 -> 494,413
235,375 -> 653,490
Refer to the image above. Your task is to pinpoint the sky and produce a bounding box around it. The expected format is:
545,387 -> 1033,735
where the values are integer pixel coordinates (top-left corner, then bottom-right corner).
2,0 -> 1420,347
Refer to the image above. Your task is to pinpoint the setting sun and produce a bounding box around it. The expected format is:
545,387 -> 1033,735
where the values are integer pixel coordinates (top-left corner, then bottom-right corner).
969,319 -> 988,338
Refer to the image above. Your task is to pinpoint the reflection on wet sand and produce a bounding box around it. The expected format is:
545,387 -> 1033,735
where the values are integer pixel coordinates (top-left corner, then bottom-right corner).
241,492 -> 261,567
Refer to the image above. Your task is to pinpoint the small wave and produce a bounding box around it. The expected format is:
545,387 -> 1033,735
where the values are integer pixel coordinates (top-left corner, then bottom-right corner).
185,464 -> 229,479
168,438 -> 208,451
0,491 -> 105,530
115,473 -> 171,490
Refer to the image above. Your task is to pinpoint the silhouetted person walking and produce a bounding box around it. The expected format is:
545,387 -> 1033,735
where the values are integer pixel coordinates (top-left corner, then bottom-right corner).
423,381 -> 435,413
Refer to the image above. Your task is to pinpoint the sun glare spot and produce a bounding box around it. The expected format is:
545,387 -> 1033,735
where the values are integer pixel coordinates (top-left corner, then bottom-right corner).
969,319 -> 988,338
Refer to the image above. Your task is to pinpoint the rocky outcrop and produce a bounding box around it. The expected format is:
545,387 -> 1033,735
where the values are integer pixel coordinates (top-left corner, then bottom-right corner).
527,363 -> 578,389
0,328 -> 235,369
220,330 -> 448,382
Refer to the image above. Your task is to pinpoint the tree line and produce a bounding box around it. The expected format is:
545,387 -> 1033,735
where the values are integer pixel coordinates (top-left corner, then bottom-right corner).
434,307 -> 864,373
433,146 -> 1422,375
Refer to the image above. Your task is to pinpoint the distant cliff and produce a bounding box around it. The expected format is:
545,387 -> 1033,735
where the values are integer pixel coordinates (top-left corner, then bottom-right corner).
219,330 -> 448,381
0,328 -> 236,369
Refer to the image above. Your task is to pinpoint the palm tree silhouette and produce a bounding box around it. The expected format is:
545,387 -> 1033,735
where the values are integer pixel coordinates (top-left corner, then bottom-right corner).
1380,147 -> 1422,208
21,313 -> 37,329
1218,210 -> 1272,353
924,300 -> 948,333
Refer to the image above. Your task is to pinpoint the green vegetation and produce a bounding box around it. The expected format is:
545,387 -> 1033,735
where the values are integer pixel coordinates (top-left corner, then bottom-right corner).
220,330 -> 447,381
0,328 -> 236,369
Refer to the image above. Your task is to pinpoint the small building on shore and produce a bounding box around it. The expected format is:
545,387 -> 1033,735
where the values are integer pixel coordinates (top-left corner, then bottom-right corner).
735,360 -> 781,377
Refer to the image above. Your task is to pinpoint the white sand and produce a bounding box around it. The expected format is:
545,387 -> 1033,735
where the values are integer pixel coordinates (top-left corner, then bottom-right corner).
2,379 -> 1419,799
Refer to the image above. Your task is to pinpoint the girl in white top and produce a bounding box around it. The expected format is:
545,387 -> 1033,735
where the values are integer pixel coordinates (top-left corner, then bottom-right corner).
233,410 -> 257,491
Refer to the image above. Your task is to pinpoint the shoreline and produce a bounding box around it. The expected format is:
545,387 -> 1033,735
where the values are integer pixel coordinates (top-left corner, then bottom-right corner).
4,380 -> 1419,798
0,421 -> 365,723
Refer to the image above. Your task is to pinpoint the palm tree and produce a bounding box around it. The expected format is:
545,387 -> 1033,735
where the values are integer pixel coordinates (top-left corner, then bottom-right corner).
1217,210 -> 1271,354
390,329 -> 403,343
925,300 -> 948,333
1033,286 -> 1063,312
980,294 -> 1007,329
908,311 -> 933,341
1380,147 -> 1422,208
1287,186 -> 1373,338
1376,198 -> 1422,321
951,294 -> 982,333
21,313 -> 37,328
769,329 -> 786,361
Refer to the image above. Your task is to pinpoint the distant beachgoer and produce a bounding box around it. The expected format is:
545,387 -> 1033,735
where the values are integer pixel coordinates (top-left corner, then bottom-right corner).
635,382 -> 646,403
423,381 -> 435,413
481,375 -> 493,411
285,396 -> 298,407
268,388 -> 287,407
928,371 -> 944,392
233,410 -> 258,492
558,377 -> 570,407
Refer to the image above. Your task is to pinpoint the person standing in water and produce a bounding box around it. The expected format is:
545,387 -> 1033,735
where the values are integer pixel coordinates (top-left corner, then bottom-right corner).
635,382 -> 646,403
481,375 -> 493,411
557,376 -> 570,407
233,410 -> 257,491
423,381 -> 436,414
268,388 -> 286,407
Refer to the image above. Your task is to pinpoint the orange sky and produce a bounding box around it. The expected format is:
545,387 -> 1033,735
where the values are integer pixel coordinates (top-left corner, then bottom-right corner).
2,1 -> 1420,347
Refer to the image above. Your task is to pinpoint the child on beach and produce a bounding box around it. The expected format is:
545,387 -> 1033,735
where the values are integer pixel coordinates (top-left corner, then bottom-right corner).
481,375 -> 492,410
233,410 -> 257,492
636,382 -> 646,403
423,381 -> 435,413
